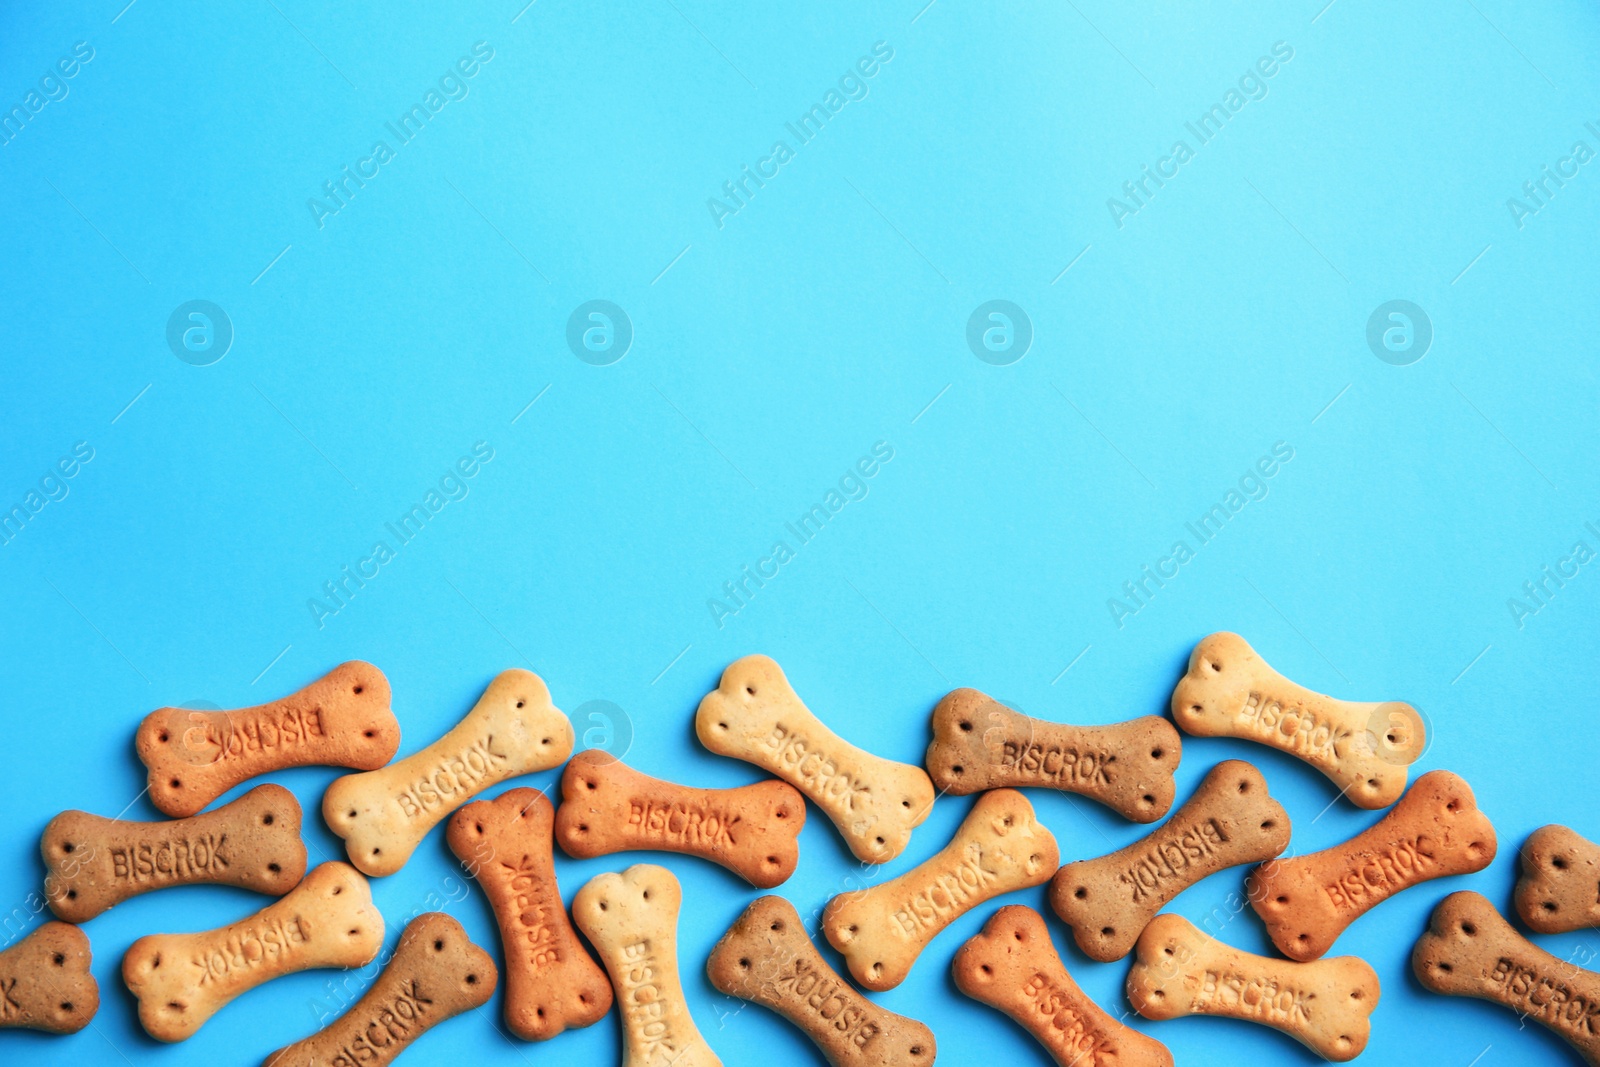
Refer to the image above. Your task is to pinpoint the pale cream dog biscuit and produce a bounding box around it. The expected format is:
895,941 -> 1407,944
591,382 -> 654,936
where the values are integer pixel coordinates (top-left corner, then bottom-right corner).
708,895 -> 936,1066
324,669 -> 573,877
122,861 -> 383,1042
1514,824 -> 1600,934
1414,890 -> 1600,1065
138,661 -> 400,817
822,788 -> 1058,991
1049,760 -> 1289,962
696,655 -> 935,864
446,787 -> 613,1041
926,688 -> 1181,822
1128,913 -> 1378,1062
1171,633 -> 1425,809
555,749 -> 805,887
262,912 -> 496,1067
952,905 -> 1171,1067
0,921 -> 98,1034
571,864 -> 722,1067
43,783 -> 307,923
1249,769 -> 1496,960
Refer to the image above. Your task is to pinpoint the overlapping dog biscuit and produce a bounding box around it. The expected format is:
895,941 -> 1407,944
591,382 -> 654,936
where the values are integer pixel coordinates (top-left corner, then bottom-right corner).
697,655 -> 934,864
708,895 -> 936,1067
1514,824 -> 1600,934
1415,891 -> 1600,1065
138,661 -> 399,817
572,864 -> 722,1067
43,784 -> 307,923
1170,633 -> 1425,808
1128,913 -> 1379,1062
1049,760 -> 1289,962
823,788 -> 1058,991
952,905 -> 1171,1067
122,861 -> 383,1042
0,921 -> 98,1034
324,669 -> 573,876
926,688 -> 1181,821
263,912 -> 495,1067
555,749 -> 805,887
1250,769 -> 1496,960
446,788 -> 612,1041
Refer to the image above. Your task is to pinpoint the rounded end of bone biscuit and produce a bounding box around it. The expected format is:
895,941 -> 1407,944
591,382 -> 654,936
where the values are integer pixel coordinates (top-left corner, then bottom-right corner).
17,923 -> 98,1034
1412,891 -> 1500,995
1513,824 -> 1591,933
326,661 -> 402,768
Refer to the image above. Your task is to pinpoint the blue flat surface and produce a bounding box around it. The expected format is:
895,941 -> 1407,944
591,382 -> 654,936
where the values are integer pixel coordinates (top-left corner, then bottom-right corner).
3,1 -> 1599,1064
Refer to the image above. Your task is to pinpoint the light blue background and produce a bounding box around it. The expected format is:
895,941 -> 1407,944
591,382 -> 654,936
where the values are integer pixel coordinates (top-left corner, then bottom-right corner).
3,0 -> 1598,1064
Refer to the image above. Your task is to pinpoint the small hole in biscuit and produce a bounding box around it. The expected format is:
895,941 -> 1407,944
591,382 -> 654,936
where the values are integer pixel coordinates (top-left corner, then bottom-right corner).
1553,856 -> 1569,869
158,731 -> 169,742
263,813 -> 275,826
152,954 -> 161,968
1208,660 -> 1221,672
586,780 -> 597,790
536,1007 -> 544,1018
1438,962 -> 1453,973
1297,934 -> 1309,943
467,974 -> 478,984
170,778 -> 181,788
1276,895 -> 1288,905
333,886 -> 343,895
476,823 -> 484,834
1149,989 -> 1165,1001
739,958 -> 750,969
766,855 -> 779,866
911,1046 -> 926,1057
167,1001 -> 183,1011
579,994 -> 590,1004
1163,946 -> 1173,956
1101,926 -> 1114,937
66,890 -> 76,900
875,836 -> 885,846
1003,815 -> 1014,827
776,809 -> 787,818
541,737 -> 551,745
349,928 -> 360,936
60,1001 -> 73,1013
771,921 -> 783,932
717,721 -> 728,731
269,863 -> 281,873
62,843 -> 74,854
901,799 -> 911,808
1142,794 -> 1155,805
1446,799 -> 1459,812
577,824 -> 589,833
372,848 -> 381,856
1074,887 -> 1087,900
1151,748 -> 1163,759
364,730 -> 374,738
1544,902 -> 1558,912
951,765 -> 965,776
870,963 -> 883,977
348,810 -> 357,818
1261,820 -> 1276,830
1351,989 -> 1364,1000
958,720 -> 972,732
517,701 -> 525,708
642,890 -> 651,901
354,686 -> 364,694
599,902 -> 608,911
745,686 -> 755,696
1461,922 -> 1476,936
53,953 -> 64,966
435,939 -> 444,951
1238,781 -> 1249,794
1367,778 -> 1378,789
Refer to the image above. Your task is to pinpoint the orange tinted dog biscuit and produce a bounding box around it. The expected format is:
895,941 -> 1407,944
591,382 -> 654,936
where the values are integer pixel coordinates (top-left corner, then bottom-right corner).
1514,824 -> 1600,934
0,922 -> 98,1034
446,788 -> 612,1041
1249,769 -> 1496,960
138,661 -> 399,817
555,750 -> 805,887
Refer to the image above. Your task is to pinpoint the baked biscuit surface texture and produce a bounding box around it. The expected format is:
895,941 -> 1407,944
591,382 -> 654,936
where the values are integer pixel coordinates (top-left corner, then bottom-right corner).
1514,824 -> 1600,934
0,921 -> 99,1034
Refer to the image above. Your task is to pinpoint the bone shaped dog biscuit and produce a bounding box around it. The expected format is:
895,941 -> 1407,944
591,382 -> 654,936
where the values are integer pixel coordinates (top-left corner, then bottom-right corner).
708,895 -> 936,1067
1049,760 -> 1290,962
1414,891 -> 1600,1066
572,864 -> 722,1067
122,861 -> 383,1042
43,784 -> 307,922
1249,769 -> 1496,960
138,661 -> 400,817
263,912 -> 496,1066
823,788 -> 1058,991
697,655 -> 935,864
1514,824 -> 1600,934
1171,633 -> 1425,809
926,688 -> 1181,822
0,921 -> 98,1034
952,905 -> 1172,1067
324,669 -> 574,877
555,749 -> 805,887
1127,913 -> 1379,1062
446,787 -> 613,1041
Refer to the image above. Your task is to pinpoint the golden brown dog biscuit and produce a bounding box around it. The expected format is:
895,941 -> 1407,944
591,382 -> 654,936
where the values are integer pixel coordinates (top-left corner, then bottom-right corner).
1249,769 -> 1496,960
324,669 -> 574,877
122,861 -> 383,1042
952,905 -> 1171,1067
1414,890 -> 1600,1065
1128,913 -> 1378,1061
0,921 -> 98,1034
445,787 -> 612,1041
1049,760 -> 1289,962
1515,824 -> 1600,934
708,896 -> 935,1066
138,661 -> 399,818
1170,633 -> 1425,809
555,749 -> 805,888
42,784 -> 307,923
926,688 -> 1181,822
262,912 -> 496,1067
572,864 -> 722,1067
822,788 -> 1058,991
697,655 -> 935,864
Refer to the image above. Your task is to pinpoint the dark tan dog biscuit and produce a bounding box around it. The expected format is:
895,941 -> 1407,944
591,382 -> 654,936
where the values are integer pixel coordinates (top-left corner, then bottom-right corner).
42,784 -> 307,923
263,912 -> 496,1067
952,905 -> 1172,1067
1171,633 -> 1425,809
1515,824 -> 1600,934
138,661 -> 400,817
555,750 -> 805,887
1128,913 -> 1379,1062
0,921 -> 98,1034
1414,891 -> 1600,1066
708,895 -> 936,1067
926,688 -> 1181,822
1049,760 -> 1289,962
823,788 -> 1058,991
446,787 -> 612,1041
1249,769 -> 1496,960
